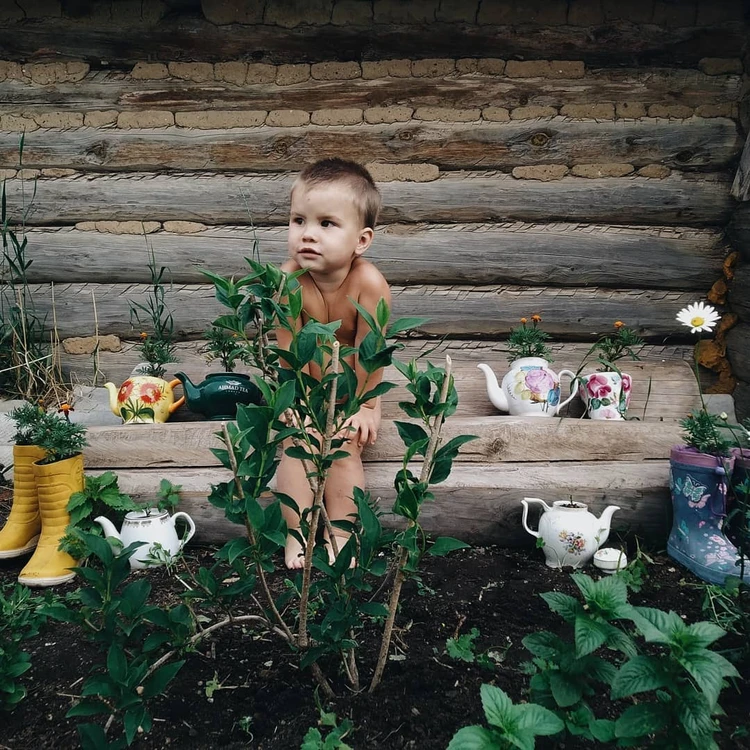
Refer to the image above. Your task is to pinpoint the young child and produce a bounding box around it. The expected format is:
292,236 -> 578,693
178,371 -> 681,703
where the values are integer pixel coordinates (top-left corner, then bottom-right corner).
276,158 -> 391,569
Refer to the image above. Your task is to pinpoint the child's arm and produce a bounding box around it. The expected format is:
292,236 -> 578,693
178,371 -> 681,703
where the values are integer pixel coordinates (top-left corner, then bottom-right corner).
343,267 -> 392,447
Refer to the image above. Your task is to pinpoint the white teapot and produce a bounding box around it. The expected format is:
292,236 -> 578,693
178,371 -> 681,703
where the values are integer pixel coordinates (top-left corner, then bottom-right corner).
94,510 -> 196,569
478,358 -> 577,417
520,497 -> 620,569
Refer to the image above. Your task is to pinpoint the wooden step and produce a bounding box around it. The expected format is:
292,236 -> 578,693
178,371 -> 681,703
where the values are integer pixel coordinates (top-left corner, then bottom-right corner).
94,460 -> 671,547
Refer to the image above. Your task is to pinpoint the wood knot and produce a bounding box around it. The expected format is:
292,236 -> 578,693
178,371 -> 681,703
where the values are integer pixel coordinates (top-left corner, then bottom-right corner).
85,141 -> 108,164
528,131 -> 551,148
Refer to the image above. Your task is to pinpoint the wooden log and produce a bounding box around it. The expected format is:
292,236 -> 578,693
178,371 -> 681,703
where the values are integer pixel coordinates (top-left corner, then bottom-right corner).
83,417 -> 686,469
4,172 -> 734,227
0,16 -> 744,66
731,131 -> 750,201
29,281 -> 701,339
96,461 -> 673,546
0,119 -> 740,173
728,264 -> 750,320
734,380 -> 750,422
20,224 -> 727,289
726,323 -> 750,376
61,339 -> 699,422
1,68 -> 740,113
729,202 -> 750,261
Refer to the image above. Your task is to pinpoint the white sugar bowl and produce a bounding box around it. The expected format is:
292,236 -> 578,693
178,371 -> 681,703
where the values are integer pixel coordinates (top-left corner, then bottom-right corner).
593,547 -> 628,574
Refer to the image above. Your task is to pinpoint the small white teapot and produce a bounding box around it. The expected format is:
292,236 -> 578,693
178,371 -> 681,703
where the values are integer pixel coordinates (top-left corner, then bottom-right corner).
520,497 -> 620,569
478,358 -> 577,417
94,510 -> 196,569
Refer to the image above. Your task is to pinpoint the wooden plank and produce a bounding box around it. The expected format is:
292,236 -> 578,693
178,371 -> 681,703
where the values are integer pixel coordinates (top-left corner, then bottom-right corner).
82,417 -> 686,468
4,172 -> 734,227
2,68 -> 740,113
29,282 -> 701,339
0,15 -> 744,66
61,339 -> 699,422
734,380 -> 750,422
0,119 -> 740,172
731,131 -> 750,201
20,224 -> 727,289
98,461 -> 673,546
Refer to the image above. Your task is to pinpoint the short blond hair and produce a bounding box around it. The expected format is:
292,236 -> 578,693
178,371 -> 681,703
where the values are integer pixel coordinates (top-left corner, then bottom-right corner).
292,158 -> 381,229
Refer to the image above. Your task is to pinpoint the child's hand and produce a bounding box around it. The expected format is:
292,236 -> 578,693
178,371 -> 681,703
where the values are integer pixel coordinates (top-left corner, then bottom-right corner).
339,406 -> 379,447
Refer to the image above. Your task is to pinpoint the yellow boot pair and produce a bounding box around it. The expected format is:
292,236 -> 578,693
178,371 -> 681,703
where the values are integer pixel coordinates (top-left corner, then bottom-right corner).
0,446 -> 79,587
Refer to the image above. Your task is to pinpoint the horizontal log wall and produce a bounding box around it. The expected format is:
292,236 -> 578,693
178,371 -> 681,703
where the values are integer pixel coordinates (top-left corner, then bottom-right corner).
0,0 -> 746,412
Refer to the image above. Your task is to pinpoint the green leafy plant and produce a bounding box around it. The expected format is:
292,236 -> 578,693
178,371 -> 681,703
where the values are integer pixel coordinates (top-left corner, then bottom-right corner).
0,583 -> 53,710
301,706 -> 353,750
581,320 -> 644,374
448,683 -> 564,749
200,325 -> 251,372
445,626 -> 499,670
29,410 -> 87,464
9,400 -> 47,445
506,314 -> 552,362
60,471 -> 140,558
613,539 -> 653,594
129,244 -> 178,378
680,409 -> 733,457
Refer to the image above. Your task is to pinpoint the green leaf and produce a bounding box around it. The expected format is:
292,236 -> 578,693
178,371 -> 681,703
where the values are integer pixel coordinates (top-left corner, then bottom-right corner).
548,672 -> 582,707
480,683 -> 512,729
393,420 -> 429,449
522,631 -> 563,660
678,649 -> 738,708
141,660 -> 185,700
124,705 -> 147,745
107,645 -> 127,684
614,703 -> 668,739
574,615 -> 610,657
589,719 -> 617,742
516,703 -> 565,736
358,602 -> 389,618
611,655 -> 668,699
684,620 -> 727,649
446,726 -> 499,750
630,606 -> 684,644
67,698 -> 110,717
428,536 -> 470,556
540,591 -> 583,622
387,316 -> 430,337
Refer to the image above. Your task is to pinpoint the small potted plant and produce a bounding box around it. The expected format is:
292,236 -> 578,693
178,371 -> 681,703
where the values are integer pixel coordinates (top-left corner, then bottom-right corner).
0,402 -> 47,560
478,315 -> 577,417
174,323 -> 262,421
17,403 -> 88,587
576,321 -> 644,420
667,301 -> 749,586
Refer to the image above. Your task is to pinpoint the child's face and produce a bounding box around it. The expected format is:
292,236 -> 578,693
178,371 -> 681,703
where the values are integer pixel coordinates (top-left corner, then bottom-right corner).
288,181 -> 372,276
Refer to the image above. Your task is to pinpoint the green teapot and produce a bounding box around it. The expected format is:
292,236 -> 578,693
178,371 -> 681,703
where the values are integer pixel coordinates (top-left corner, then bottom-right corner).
173,372 -> 262,420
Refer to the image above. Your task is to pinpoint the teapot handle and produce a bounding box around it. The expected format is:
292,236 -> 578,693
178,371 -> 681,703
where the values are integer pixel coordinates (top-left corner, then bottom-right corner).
555,370 -> 579,412
168,379 -> 186,413
172,511 -> 196,550
521,497 -> 549,538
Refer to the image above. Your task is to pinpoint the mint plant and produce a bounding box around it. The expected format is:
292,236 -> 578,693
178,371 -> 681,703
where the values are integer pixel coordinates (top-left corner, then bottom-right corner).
448,683 -> 564,749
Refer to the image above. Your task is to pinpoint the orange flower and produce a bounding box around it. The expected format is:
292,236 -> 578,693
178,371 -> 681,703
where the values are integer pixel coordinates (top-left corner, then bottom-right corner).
614,321 -> 624,329
139,382 -> 163,404
520,317 -> 528,324
140,332 -> 148,339
531,314 -> 542,323
58,403 -> 72,414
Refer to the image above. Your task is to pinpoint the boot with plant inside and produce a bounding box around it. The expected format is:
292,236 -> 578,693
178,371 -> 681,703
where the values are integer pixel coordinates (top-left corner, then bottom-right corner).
17,454 -> 82,587
0,445 -> 46,558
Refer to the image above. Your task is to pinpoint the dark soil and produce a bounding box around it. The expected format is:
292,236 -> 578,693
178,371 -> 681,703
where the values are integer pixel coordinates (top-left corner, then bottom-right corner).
1,487 -> 749,750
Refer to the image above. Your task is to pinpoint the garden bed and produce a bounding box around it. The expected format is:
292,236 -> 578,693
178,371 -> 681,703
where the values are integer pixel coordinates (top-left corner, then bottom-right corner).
1,486 -> 748,750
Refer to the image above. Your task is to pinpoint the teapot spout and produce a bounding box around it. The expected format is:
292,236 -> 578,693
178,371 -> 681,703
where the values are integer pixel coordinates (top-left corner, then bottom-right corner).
596,505 -> 621,546
93,515 -> 122,548
173,372 -> 199,408
103,382 -> 120,416
477,363 -> 509,412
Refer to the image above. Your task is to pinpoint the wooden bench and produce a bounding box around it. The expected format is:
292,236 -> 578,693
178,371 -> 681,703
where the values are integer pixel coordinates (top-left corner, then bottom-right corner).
80,339 -> 699,546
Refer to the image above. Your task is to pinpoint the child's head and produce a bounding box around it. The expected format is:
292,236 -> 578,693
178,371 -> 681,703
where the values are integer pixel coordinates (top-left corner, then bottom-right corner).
292,158 -> 381,230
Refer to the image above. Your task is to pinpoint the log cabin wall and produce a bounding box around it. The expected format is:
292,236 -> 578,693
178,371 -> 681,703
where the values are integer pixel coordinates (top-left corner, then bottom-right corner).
0,0 -> 747,414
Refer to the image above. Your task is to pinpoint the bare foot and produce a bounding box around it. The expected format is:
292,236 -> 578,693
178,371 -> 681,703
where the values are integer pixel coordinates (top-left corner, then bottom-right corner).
285,535 -> 305,569
326,535 -> 356,569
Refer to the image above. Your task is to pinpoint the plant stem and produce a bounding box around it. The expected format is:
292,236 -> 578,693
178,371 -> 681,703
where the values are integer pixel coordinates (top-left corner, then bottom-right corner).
220,423 -> 294,644
369,355 -> 452,693
298,341 -> 340,649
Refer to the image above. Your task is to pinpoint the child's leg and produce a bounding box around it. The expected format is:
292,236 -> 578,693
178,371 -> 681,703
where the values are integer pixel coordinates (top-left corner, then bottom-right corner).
278,438 -> 314,569
323,442 -> 364,563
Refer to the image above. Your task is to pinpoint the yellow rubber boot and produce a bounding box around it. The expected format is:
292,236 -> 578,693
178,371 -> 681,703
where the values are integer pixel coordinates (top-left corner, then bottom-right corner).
0,445 -> 46,558
18,453 -> 83,587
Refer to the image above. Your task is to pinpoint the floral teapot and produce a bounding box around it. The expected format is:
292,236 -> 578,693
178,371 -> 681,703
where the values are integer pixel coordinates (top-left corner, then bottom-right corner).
94,510 -> 196,570
104,376 -> 185,424
521,497 -> 620,569
477,358 -> 577,417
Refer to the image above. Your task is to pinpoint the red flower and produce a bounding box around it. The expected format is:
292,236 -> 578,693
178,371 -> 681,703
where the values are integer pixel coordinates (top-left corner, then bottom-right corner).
139,382 -> 163,404
118,380 -> 134,402
586,373 -> 612,399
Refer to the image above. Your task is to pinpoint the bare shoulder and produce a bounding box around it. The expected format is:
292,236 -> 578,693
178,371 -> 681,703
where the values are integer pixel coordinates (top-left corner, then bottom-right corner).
349,258 -> 391,300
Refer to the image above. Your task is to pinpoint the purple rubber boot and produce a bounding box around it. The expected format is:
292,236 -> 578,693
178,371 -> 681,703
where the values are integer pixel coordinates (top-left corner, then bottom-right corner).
667,446 -> 749,585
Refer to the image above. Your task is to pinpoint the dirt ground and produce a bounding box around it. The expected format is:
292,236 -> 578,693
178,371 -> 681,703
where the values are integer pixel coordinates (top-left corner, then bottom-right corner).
1,488 -> 749,750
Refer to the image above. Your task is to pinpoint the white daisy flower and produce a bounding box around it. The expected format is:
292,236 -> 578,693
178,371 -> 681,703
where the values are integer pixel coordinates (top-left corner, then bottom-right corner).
676,302 -> 720,334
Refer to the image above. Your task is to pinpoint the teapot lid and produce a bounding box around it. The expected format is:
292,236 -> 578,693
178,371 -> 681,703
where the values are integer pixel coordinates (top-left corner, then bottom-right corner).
124,509 -> 169,521
551,500 -> 587,510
